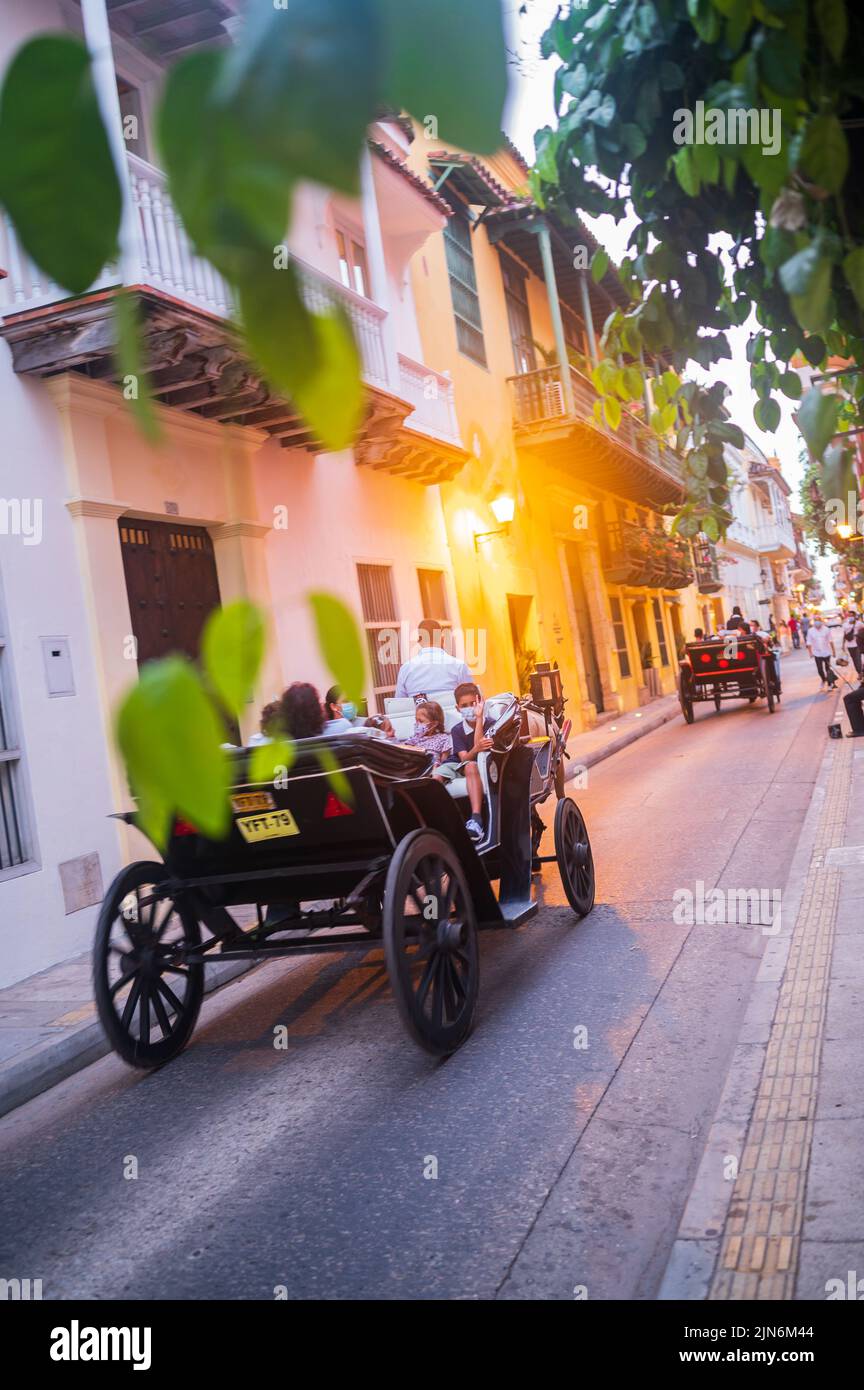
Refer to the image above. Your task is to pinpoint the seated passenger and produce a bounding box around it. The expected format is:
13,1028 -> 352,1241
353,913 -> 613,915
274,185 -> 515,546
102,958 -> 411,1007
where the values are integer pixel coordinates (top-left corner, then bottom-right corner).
248,699 -> 283,745
322,684 -> 357,736
436,682 -> 494,843
364,714 -> 396,738
401,700 -> 452,767
280,682 -> 324,740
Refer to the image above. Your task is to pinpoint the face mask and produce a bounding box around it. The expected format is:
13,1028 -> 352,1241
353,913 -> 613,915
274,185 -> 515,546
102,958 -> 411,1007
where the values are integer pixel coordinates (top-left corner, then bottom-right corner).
341,702 -> 357,722
414,721 -> 428,736
460,706 -> 478,724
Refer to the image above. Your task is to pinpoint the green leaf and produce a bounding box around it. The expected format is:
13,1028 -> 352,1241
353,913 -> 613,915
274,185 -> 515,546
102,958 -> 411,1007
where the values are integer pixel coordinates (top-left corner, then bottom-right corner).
843,246 -> 864,310
308,592 -> 366,702
779,370 -> 802,400
797,385 -> 842,460
815,0 -> 848,64
623,365 -> 644,399
249,738 -> 296,787
801,335 -> 826,366
239,262 -> 363,452
799,114 -> 848,194
0,36 -> 121,293
377,0 -> 508,154
158,50 -> 291,281
706,421 -> 745,447
116,658 -> 231,846
201,600 -> 266,716
673,146 -> 700,197
756,28 -> 802,96
602,395 -> 622,429
702,514 -> 719,542
591,248 -> 609,283
218,0 -> 378,195
113,292 -> 160,446
754,397 -> 781,432
315,744 -> 355,805
779,242 -> 834,333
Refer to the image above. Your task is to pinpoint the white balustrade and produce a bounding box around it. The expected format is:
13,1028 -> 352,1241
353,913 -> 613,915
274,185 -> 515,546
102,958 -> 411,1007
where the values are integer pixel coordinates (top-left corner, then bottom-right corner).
397,355 -> 461,444
293,257 -> 389,389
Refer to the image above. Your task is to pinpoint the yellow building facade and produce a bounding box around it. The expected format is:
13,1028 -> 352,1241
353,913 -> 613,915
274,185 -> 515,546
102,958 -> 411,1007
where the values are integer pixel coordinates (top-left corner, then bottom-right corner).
405,131 -> 693,728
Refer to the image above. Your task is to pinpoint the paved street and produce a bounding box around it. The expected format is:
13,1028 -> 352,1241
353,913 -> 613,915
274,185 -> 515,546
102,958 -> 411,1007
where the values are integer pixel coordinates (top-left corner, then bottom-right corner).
0,651 -> 836,1299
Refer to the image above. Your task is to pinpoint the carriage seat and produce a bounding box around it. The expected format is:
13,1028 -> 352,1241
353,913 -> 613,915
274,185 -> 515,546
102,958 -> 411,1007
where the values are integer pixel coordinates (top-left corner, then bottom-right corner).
383,690 -> 460,740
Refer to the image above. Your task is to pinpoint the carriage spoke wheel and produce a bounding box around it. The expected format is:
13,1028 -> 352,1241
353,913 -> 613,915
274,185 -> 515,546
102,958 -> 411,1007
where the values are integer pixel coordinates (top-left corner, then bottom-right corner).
383,830 -> 479,1056
93,861 -> 204,1069
554,796 -> 596,918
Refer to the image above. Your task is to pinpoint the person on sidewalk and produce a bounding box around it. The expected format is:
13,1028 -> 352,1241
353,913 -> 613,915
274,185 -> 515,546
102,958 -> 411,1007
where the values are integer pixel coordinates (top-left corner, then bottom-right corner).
843,671 -> 864,736
806,615 -> 838,692
843,610 -> 862,676
789,614 -> 800,650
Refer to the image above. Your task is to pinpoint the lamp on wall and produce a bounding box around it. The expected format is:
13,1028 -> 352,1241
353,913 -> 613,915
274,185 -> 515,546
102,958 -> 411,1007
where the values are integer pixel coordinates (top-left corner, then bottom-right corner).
474,494 -> 515,551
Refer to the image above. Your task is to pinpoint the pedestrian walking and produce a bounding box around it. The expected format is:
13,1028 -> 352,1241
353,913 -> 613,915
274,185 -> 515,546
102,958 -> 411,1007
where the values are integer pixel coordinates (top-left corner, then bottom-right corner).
801,613 -> 810,641
842,610 -> 862,675
789,614 -> 800,649
806,615 -> 838,692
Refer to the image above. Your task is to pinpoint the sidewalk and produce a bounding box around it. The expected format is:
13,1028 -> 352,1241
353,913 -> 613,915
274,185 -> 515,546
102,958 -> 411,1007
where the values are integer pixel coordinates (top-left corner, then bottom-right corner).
0,691 -> 683,1120
660,689 -> 864,1300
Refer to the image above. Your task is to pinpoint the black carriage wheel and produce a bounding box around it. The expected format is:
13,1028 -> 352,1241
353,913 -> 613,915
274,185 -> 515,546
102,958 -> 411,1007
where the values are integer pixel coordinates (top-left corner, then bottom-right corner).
93,861 -> 204,1070
678,668 -> 695,724
554,754 -> 566,800
554,796 -> 596,918
382,830 -> 479,1056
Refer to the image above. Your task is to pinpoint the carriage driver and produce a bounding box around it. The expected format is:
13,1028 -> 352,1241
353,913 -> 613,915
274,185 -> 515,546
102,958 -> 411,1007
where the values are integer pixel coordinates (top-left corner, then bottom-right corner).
435,682 -> 494,842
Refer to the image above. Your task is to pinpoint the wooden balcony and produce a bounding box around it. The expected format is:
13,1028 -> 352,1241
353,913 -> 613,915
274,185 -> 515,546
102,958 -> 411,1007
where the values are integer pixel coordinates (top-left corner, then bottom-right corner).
602,521 -> 693,590
0,154 -> 466,480
693,539 -> 723,594
508,363 -> 684,507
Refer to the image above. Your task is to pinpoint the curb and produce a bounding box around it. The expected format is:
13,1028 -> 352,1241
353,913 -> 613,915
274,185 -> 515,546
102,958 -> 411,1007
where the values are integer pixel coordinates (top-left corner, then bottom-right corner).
0,955 -> 257,1121
656,703 -> 841,1299
565,700 -> 681,778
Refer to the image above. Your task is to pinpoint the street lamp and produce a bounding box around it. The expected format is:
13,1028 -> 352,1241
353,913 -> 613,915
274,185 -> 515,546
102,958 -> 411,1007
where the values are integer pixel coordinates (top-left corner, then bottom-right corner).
474,494 -> 515,550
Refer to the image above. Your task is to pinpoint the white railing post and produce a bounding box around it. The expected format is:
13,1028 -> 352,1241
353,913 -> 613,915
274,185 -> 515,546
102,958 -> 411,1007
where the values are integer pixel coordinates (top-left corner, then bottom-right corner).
80,0 -> 142,287
359,147 -> 399,392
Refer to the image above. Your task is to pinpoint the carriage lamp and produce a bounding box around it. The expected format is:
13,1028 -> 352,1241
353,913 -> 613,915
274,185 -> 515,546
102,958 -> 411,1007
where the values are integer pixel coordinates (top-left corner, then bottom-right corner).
837,522 -> 854,540
529,661 -> 563,710
474,494 -> 515,549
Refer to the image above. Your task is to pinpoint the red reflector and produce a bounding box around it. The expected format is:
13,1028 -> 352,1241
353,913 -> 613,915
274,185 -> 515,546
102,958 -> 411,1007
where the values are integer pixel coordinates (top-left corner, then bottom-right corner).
737,651 -> 746,660
173,818 -> 197,837
700,654 -> 711,663
719,658 -> 729,667
323,792 -> 353,818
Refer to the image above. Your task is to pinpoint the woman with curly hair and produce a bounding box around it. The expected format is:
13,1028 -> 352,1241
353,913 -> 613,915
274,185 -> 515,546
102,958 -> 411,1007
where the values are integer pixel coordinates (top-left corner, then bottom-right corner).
279,682 -> 325,740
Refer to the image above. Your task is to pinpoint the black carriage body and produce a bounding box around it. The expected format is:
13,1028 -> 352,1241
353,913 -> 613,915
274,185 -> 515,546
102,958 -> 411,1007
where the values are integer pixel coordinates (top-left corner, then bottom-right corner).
685,637 -> 762,696
157,733 -> 535,927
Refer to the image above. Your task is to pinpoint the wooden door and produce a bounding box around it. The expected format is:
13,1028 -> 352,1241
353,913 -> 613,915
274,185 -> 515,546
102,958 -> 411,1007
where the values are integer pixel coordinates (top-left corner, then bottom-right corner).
119,519 -> 222,667
564,543 -> 604,714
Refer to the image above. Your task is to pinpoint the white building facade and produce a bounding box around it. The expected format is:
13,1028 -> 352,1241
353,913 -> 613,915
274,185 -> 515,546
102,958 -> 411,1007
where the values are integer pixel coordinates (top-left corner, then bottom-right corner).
0,0 -> 467,986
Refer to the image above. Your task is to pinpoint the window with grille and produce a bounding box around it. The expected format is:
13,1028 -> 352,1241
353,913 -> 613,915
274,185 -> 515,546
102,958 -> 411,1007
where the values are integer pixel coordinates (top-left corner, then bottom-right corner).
443,213 -> 487,366
609,596 -> 631,680
417,568 -> 449,624
357,564 -> 399,709
0,625 -> 31,873
652,598 -> 670,667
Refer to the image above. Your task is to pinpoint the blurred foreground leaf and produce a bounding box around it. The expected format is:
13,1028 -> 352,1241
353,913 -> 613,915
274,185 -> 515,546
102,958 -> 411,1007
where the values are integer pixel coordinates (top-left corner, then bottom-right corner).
308,592 -> 366,702
202,600 -> 266,716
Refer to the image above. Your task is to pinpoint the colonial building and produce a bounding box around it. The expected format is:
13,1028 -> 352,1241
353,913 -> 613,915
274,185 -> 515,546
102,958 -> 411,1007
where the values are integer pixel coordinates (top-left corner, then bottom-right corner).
404,132 -> 691,723
0,1 -> 467,985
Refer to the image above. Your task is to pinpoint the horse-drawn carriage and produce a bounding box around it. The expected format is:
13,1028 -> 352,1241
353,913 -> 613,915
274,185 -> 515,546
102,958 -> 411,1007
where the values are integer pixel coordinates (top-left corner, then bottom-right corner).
678,634 -> 781,723
94,675 -> 594,1065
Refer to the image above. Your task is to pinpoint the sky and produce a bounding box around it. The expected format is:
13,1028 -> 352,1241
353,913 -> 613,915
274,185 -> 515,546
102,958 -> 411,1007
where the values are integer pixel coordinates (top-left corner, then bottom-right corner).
502,0 -> 832,598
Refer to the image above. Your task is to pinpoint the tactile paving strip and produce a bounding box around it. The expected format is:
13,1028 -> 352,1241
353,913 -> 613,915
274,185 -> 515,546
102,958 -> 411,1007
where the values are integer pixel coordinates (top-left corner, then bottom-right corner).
708,738 -> 852,1299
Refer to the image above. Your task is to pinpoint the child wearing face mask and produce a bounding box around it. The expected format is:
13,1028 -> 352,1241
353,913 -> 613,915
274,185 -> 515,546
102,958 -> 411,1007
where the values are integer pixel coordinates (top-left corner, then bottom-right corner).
402,700 -> 452,766
435,682 -> 494,842
322,685 -> 359,735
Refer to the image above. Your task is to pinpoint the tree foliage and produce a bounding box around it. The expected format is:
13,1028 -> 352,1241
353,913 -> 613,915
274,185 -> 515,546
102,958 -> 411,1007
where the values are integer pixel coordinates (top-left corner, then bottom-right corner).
532,0 -> 864,537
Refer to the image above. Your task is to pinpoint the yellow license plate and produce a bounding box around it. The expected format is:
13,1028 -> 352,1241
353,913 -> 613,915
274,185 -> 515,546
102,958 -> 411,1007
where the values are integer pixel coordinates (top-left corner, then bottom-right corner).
236,809 -> 299,843
231,791 -> 276,813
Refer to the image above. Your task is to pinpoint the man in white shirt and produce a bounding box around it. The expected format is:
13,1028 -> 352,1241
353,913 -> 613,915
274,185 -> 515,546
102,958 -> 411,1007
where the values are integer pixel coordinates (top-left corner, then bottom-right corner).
394,619 -> 472,700
806,615 -> 837,691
